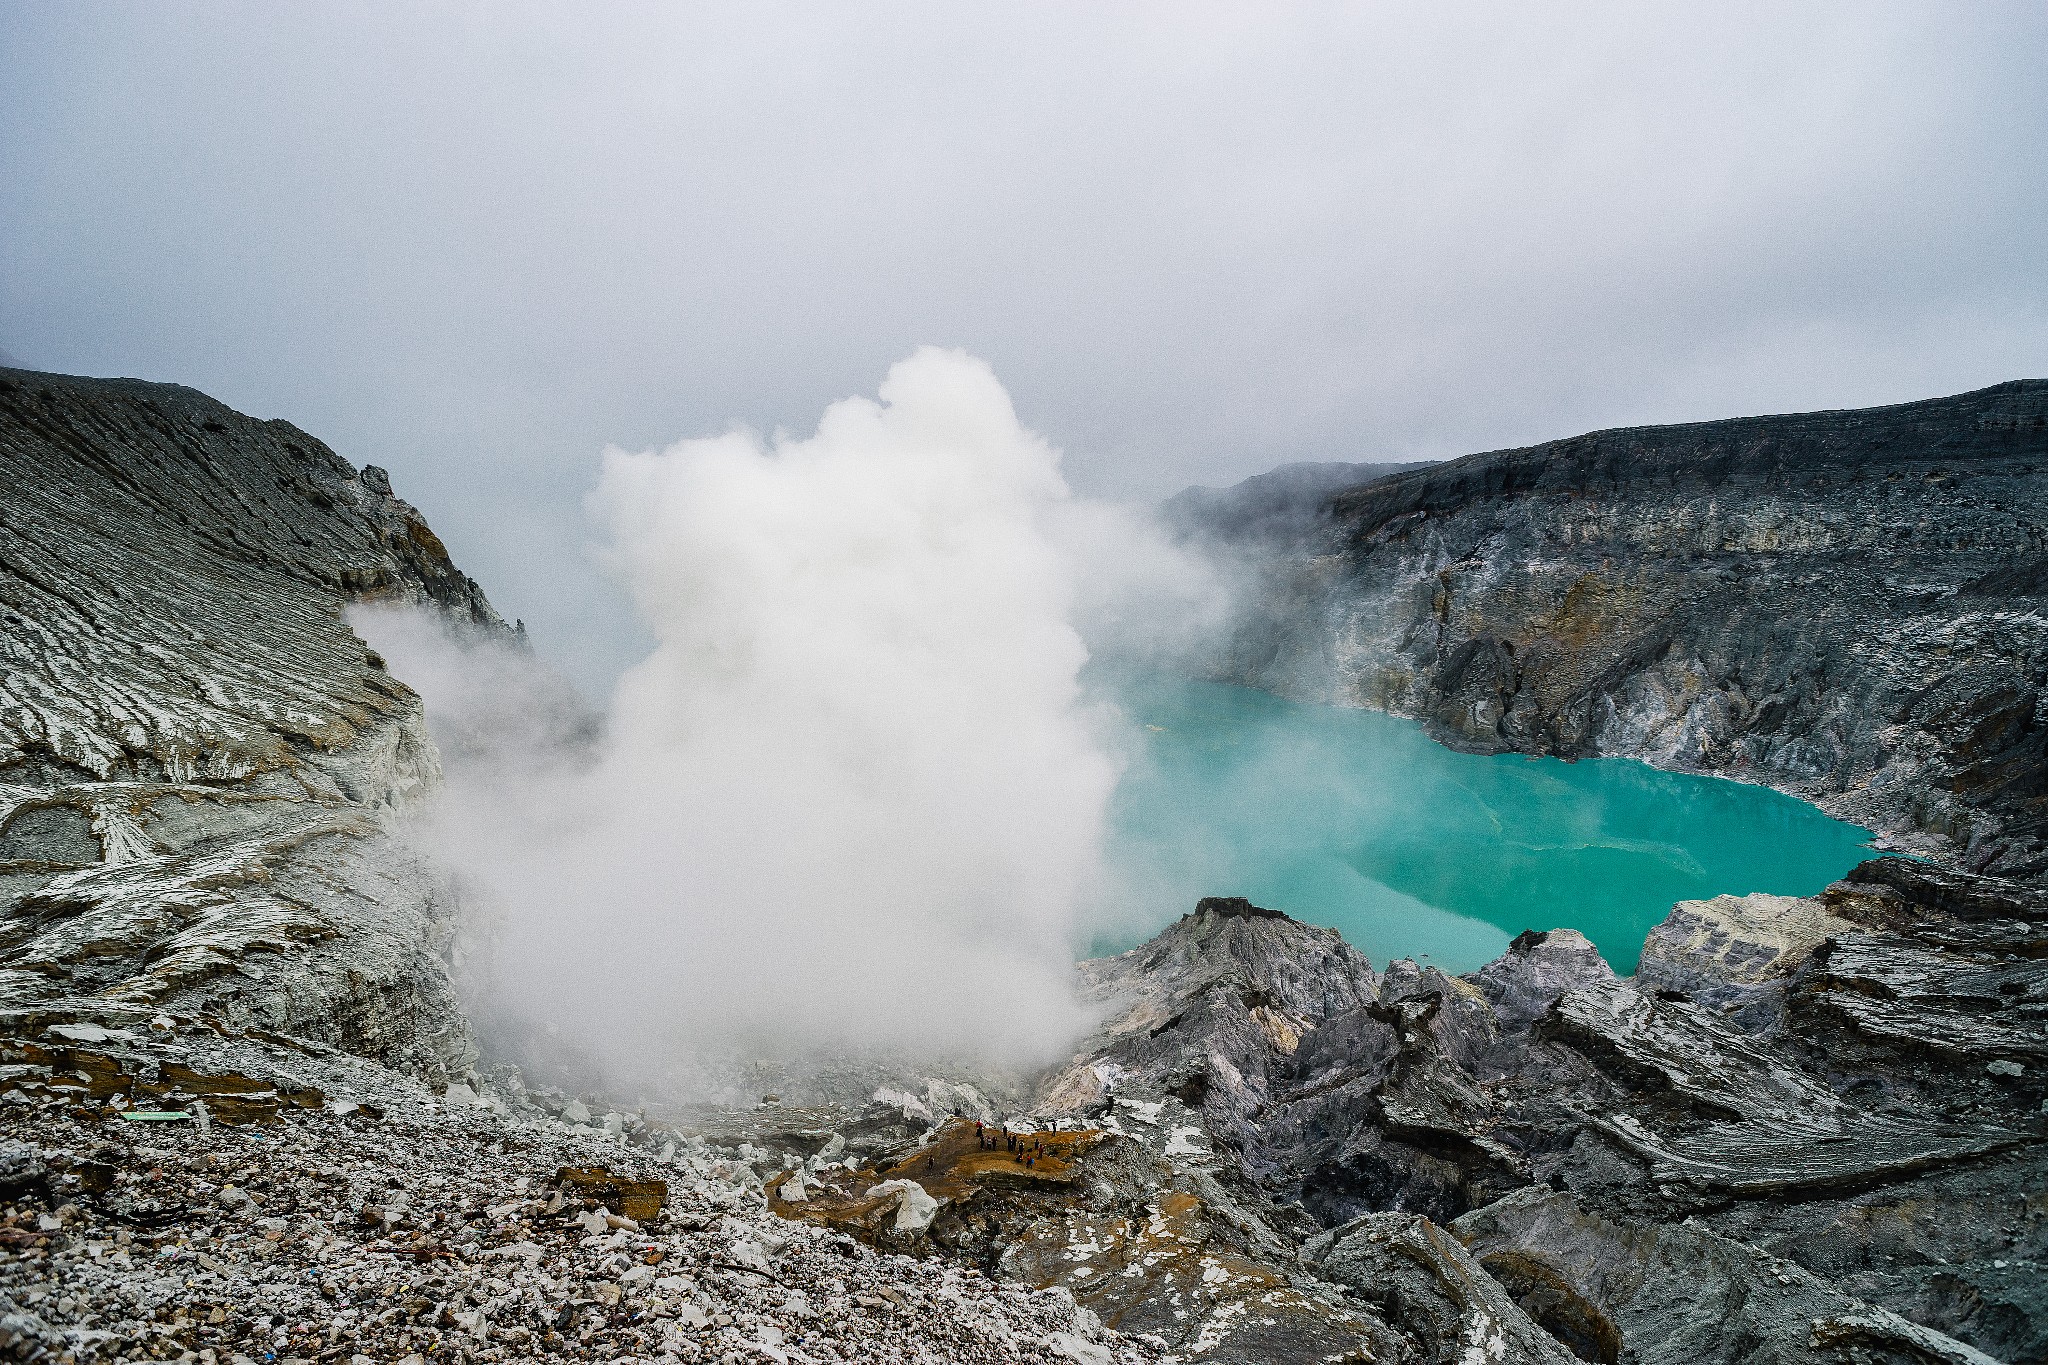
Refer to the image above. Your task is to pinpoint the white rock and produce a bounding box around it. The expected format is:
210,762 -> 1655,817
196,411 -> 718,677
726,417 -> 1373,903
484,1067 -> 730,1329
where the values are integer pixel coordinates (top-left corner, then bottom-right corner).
727,1238 -> 775,1274
868,1179 -> 939,1232
1043,1332 -> 1112,1364
560,1099 -> 592,1124
441,1083 -> 482,1107
46,1023 -> 133,1044
778,1173 -> 808,1202
486,1241 -> 546,1262
1987,1060 -> 2025,1078
873,1087 -> 936,1123
1116,1097 -> 1164,1124
576,1208 -> 609,1236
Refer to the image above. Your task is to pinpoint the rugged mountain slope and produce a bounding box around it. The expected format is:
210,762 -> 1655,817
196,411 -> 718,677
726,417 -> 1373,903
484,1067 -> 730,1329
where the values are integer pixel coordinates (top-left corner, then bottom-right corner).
0,367 -> 507,1075
0,370 -> 1161,1365
1185,381 -> 2048,878
1038,871 -> 2046,1364
1162,460 -> 1439,541
9,368 -> 2042,1365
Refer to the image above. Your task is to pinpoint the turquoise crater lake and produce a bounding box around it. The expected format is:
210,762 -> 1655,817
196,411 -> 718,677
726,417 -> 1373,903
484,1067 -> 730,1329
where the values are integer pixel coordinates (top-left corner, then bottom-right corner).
1092,675 -> 1877,973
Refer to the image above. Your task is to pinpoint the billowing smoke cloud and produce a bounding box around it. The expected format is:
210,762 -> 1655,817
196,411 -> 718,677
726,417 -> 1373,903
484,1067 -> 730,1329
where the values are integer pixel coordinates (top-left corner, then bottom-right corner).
366,349 -> 1177,1089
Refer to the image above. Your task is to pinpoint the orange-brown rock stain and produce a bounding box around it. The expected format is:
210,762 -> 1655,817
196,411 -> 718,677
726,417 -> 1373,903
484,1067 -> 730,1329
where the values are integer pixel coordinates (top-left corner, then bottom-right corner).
765,1117 -> 1106,1231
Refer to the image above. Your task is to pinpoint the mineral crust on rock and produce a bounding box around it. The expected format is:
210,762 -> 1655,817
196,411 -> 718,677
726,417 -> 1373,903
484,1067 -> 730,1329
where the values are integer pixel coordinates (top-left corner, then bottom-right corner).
0,367 -> 507,1076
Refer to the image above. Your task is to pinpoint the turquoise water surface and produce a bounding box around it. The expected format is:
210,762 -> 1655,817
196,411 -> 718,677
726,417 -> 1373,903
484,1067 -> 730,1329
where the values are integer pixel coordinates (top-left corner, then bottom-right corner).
1092,675 -> 1876,973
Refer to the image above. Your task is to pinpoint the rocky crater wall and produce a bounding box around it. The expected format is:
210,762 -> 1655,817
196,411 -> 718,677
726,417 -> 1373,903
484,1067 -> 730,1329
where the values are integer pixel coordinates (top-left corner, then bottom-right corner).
1192,380 -> 2048,878
0,367 -> 511,1077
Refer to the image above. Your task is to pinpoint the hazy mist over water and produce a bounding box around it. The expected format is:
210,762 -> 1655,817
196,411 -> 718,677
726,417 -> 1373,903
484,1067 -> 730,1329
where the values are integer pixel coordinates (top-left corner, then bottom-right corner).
360,346 -> 1882,1098
1090,674 -> 1879,974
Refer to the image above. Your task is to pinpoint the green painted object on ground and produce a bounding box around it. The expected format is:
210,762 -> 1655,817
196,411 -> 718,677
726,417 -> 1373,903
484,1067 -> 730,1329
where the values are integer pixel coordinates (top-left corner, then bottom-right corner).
118,1111 -> 192,1121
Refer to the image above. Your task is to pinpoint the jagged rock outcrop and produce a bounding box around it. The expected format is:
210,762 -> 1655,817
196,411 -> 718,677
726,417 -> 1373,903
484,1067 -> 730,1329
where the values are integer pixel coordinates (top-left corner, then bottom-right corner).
1184,380 -> 2048,878
0,367 -> 508,1076
1303,1211 -> 1582,1365
1456,1188 -> 2007,1365
1040,872 -> 2046,1363
1040,895 -> 1380,1171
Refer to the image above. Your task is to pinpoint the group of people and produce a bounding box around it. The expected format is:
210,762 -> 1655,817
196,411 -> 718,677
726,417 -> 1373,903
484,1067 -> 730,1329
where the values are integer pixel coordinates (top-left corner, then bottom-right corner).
973,1119 -> 1051,1168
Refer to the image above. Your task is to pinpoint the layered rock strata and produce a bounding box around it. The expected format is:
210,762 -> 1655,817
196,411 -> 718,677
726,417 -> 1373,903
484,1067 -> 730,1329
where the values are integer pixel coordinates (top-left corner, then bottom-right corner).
1185,381 -> 2048,877
1038,867 -> 2045,1363
9,368 -> 2046,1364
0,367 -> 507,1076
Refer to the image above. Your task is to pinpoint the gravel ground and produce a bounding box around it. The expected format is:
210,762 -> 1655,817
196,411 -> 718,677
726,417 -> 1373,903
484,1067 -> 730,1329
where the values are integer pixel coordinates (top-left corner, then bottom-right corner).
0,1037 -> 1154,1365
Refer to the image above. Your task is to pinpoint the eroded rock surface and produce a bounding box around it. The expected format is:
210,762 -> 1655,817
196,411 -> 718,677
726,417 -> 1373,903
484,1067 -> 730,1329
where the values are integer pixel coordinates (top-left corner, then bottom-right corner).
0,367 -> 506,1075
1185,380 -> 2048,877
1031,873 -> 2044,1364
9,368 -> 2046,1363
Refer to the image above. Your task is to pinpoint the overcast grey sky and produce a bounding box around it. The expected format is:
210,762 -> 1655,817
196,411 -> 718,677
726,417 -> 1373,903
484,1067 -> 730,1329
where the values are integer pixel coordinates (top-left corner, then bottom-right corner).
5,2 -> 2045,693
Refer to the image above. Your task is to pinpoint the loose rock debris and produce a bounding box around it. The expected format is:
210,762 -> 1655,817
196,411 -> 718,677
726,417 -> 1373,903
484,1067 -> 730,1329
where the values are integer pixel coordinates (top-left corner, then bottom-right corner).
0,1019 -> 1155,1365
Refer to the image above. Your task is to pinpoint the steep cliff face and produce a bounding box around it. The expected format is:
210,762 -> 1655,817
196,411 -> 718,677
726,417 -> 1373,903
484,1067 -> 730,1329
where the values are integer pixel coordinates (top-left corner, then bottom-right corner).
1192,381 -> 2048,877
0,367 -> 508,1076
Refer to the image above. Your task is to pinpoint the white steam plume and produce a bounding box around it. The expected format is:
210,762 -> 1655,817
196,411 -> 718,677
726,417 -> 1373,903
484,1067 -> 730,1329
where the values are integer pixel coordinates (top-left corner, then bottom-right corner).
370,348 -> 1153,1082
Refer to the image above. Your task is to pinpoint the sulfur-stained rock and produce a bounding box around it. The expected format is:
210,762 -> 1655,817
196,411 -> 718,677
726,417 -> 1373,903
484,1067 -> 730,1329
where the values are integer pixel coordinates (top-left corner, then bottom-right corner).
556,1165 -> 668,1222
1635,891 -> 1855,1027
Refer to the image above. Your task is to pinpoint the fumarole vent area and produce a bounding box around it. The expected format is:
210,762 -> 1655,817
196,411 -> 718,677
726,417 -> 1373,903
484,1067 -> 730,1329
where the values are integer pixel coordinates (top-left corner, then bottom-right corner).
2,366 -> 2045,1365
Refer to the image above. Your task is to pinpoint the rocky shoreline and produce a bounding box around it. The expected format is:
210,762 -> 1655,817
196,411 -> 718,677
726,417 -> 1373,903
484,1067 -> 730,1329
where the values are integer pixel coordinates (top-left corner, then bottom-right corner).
1177,380 -> 2048,880
3,370 -> 2044,1364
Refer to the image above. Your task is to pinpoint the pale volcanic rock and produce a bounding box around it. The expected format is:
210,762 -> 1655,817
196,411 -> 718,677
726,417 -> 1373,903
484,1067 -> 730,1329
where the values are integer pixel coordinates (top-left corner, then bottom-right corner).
0,367 -> 508,1075
1635,890 -> 1857,1023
